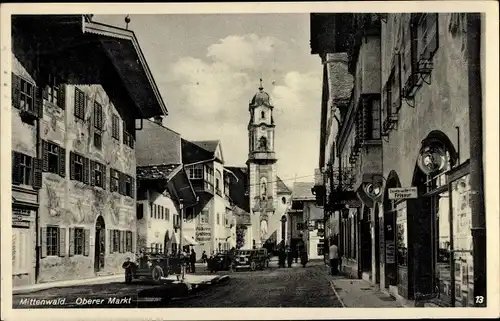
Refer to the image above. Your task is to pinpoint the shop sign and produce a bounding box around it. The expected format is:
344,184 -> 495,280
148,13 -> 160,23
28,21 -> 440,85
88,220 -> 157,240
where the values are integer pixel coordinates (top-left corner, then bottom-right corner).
195,226 -> 212,242
388,187 -> 418,200
12,216 -> 30,228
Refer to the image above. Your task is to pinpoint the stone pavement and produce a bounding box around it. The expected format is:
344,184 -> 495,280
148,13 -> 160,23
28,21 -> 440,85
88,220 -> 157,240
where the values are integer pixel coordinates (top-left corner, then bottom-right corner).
329,277 -> 404,308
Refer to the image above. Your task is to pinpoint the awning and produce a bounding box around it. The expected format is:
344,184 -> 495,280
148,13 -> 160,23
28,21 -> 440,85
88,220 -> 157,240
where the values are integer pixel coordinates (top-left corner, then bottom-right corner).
183,235 -> 198,246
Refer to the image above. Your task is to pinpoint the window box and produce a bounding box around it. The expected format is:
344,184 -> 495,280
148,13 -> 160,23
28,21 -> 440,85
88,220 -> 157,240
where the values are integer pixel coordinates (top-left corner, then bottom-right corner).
12,74 -> 42,124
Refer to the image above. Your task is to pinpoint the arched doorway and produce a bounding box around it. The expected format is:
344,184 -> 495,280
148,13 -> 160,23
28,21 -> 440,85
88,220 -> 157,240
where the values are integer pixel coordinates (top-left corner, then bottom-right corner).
382,170 -> 402,289
94,215 -> 105,273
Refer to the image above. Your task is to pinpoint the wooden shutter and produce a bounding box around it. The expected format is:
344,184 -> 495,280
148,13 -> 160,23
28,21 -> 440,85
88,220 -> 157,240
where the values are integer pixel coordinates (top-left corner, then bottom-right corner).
131,177 -> 136,199
90,160 -> 95,186
58,85 -> 66,109
35,86 -> 43,119
41,227 -> 47,258
69,152 -> 75,180
59,227 -> 66,257
33,158 -> 43,189
11,73 -> 21,109
12,152 -> 22,184
108,229 -> 113,254
84,229 -> 90,256
102,165 -> 107,190
68,228 -> 75,256
74,87 -> 80,118
83,158 -> 90,185
42,140 -> 49,172
58,147 -> 66,177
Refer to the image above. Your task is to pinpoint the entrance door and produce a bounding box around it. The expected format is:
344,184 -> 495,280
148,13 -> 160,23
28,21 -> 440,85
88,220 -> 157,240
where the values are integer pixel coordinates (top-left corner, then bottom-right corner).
94,216 -> 105,273
12,227 -> 31,279
361,218 -> 372,273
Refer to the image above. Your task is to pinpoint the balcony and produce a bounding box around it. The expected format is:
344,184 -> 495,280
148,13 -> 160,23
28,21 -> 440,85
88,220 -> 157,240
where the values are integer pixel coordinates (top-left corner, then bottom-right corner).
190,179 -> 214,195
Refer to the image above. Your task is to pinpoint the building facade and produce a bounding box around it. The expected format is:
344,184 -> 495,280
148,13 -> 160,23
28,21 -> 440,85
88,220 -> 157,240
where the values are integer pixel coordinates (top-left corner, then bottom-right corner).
11,15 -> 167,286
311,13 -> 486,307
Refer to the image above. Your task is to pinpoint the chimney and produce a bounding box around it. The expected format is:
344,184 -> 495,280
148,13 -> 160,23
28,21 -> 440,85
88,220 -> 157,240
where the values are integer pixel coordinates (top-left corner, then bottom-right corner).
153,116 -> 163,126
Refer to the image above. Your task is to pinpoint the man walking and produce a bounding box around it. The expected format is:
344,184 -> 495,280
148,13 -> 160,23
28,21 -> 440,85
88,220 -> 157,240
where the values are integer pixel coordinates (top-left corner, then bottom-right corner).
329,239 -> 340,275
190,249 -> 197,273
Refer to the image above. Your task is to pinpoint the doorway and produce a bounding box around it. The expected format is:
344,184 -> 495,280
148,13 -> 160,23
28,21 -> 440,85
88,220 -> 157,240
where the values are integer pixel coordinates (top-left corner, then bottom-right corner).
360,207 -> 372,274
374,206 -> 381,284
94,216 -> 105,273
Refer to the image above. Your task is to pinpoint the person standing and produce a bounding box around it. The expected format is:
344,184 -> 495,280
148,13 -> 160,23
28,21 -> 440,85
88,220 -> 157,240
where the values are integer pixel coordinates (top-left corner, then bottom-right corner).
329,239 -> 340,275
190,249 -> 197,273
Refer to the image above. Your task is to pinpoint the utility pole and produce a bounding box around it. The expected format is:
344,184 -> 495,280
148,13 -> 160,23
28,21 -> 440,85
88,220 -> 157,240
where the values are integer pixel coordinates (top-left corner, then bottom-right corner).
179,199 -> 184,251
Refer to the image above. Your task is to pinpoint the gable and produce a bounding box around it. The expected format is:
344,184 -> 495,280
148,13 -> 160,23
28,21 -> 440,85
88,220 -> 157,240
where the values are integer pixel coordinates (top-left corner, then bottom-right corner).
214,142 -> 224,163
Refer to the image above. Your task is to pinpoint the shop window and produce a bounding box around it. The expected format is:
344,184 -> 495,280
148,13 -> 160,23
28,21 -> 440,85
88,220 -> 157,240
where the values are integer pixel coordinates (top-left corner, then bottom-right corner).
74,87 -> 86,121
111,114 -> 120,140
91,161 -> 105,188
74,228 -> 84,255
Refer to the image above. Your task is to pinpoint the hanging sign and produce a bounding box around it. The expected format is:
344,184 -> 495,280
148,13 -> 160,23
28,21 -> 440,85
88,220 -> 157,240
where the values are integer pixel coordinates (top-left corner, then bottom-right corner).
388,187 -> 418,200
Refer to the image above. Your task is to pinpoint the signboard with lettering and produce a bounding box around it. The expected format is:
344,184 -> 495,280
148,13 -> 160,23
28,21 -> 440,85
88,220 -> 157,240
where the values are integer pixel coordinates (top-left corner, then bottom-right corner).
195,226 -> 212,242
388,187 -> 418,200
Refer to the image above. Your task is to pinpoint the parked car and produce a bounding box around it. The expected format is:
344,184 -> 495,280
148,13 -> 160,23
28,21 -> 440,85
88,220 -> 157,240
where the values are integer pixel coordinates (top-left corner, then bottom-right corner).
208,251 -> 234,273
232,248 -> 270,271
122,251 -> 186,284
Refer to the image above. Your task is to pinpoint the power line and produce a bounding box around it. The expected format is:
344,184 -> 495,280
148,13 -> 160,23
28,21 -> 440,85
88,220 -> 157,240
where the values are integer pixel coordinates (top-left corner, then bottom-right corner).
242,173 -> 317,189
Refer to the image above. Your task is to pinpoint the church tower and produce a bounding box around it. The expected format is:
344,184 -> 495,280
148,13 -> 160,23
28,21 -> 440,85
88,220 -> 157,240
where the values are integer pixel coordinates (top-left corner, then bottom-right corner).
247,80 -> 278,249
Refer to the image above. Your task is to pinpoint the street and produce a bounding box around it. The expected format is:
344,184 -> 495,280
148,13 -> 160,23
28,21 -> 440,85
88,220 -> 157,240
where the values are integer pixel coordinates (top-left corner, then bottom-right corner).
170,260 -> 342,308
13,260 -> 343,308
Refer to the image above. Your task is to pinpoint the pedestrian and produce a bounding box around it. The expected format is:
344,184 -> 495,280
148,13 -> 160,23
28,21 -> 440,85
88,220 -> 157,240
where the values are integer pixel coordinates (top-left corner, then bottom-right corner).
329,239 -> 340,275
286,246 -> 294,268
278,245 -> 286,268
190,249 -> 197,273
201,250 -> 207,264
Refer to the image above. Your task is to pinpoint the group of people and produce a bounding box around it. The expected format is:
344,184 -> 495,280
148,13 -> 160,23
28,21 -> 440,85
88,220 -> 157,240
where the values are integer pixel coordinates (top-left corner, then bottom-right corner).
277,245 -> 307,268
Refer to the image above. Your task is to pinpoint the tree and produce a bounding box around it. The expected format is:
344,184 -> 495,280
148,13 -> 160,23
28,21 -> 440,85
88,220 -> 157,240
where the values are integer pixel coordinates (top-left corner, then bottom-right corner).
236,225 -> 246,249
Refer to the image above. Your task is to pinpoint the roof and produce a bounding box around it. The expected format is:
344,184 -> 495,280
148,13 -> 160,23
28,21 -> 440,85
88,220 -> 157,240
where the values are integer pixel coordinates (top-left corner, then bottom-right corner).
136,120 -> 182,167
291,182 -> 316,200
276,176 -> 292,194
182,139 -> 217,165
136,164 -> 181,181
83,18 -> 168,118
191,140 -> 220,153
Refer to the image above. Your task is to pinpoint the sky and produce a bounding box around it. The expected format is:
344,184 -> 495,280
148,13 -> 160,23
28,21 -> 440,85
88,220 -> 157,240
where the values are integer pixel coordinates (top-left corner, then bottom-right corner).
95,14 -> 322,186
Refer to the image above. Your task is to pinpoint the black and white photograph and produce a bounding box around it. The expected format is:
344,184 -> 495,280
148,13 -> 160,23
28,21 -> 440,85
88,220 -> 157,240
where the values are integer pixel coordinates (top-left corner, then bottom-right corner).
1,2 -> 499,320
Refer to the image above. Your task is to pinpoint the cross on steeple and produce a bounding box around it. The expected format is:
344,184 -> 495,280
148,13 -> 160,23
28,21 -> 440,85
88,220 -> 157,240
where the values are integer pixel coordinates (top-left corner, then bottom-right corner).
259,78 -> 264,91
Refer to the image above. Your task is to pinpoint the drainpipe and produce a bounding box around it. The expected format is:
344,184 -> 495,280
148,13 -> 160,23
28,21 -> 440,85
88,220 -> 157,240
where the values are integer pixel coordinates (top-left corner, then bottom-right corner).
333,114 -> 342,254
467,13 -> 486,306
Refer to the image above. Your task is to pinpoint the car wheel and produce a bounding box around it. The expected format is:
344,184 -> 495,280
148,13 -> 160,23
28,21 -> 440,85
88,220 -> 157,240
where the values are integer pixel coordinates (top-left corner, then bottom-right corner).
151,265 -> 164,283
250,261 -> 256,271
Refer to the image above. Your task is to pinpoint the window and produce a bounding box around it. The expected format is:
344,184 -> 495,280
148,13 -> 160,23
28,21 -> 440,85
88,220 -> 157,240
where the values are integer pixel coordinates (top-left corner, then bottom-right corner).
165,207 -> 170,221
12,152 -> 32,185
137,203 -> 144,220
317,239 -> 324,256
47,143 -> 59,174
113,230 -> 120,253
74,87 -> 86,120
217,213 -> 220,225
160,207 -> 164,220
91,161 -> 105,188
44,74 -> 64,108
261,111 -> 265,119
46,226 -> 59,256
19,77 -> 35,113
416,13 -> 439,65
126,231 -> 133,253
199,210 -> 209,224
74,154 -> 84,182
123,121 -> 134,149
124,175 -> 132,197
362,97 -> 381,140
93,102 -> 103,150
74,228 -> 84,255
187,165 -> 204,179
215,170 -> 222,195
110,169 -> 119,192
112,114 -> 120,140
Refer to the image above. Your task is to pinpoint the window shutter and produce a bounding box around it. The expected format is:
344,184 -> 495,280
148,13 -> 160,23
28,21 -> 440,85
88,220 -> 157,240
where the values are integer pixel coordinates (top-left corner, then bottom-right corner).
108,229 -> 113,254
59,227 -> 66,257
90,160 -> 95,186
84,229 -> 90,256
58,85 -> 66,109
35,86 -> 44,119
58,147 -> 66,177
11,73 -> 21,109
12,152 -> 22,185
41,227 -> 47,258
131,177 -> 136,199
119,230 -> 124,253
102,165 -> 107,190
83,158 -> 90,185
74,87 -> 80,117
42,140 -> 49,172
33,158 -> 43,189
69,228 -> 75,257
69,152 -> 75,180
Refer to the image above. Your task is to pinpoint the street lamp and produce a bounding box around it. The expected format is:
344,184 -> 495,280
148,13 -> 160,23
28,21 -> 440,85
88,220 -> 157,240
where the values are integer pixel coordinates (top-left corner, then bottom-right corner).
417,140 -> 449,176
361,174 -> 387,201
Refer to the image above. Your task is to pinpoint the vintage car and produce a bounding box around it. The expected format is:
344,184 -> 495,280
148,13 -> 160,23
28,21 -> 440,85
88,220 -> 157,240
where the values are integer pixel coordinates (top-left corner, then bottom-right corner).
122,251 -> 186,284
232,248 -> 270,271
207,251 -> 234,273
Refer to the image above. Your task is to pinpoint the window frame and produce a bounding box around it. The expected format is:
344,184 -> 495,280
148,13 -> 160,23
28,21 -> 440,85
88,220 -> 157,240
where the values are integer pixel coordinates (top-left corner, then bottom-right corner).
199,210 -> 209,224
110,169 -> 120,193
112,114 -> 120,140
188,164 -> 204,179
93,161 -> 104,188
74,227 -> 85,256
19,77 -> 35,113
46,226 -> 59,257
47,143 -> 60,174
74,87 -> 86,121
113,230 -> 120,253
73,153 -> 85,183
